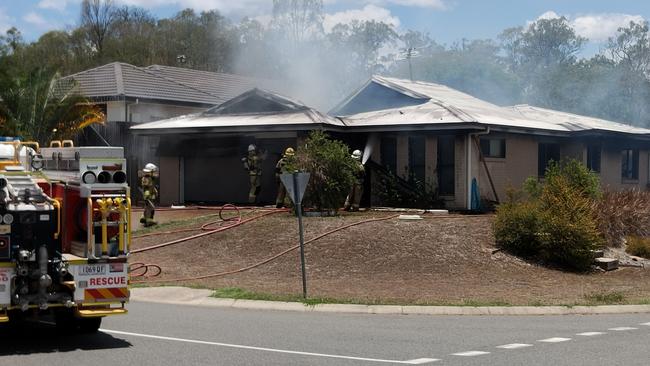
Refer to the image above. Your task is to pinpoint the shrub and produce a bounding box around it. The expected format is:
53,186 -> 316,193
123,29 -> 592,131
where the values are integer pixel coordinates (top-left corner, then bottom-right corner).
626,236 -> 650,259
596,190 -> 650,247
494,159 -> 603,272
289,131 -> 357,212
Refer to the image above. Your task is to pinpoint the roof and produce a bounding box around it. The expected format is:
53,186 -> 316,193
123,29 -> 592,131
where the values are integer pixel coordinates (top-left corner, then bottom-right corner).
144,65 -> 265,105
60,62 -> 265,106
336,76 -> 650,136
508,105 -> 650,135
131,89 -> 344,134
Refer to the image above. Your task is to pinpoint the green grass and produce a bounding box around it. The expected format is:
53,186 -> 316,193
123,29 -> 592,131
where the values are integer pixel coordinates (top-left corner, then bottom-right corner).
210,287 -> 516,307
583,291 -> 626,305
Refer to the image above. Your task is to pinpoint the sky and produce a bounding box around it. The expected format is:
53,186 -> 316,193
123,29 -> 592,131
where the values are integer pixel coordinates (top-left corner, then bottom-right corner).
1,0 -> 650,55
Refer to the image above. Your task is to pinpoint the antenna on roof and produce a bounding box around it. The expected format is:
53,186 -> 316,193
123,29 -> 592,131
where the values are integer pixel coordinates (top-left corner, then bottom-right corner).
397,47 -> 422,82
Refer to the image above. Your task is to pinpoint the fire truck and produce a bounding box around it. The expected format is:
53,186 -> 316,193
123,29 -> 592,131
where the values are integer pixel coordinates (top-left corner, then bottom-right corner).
0,140 -> 130,332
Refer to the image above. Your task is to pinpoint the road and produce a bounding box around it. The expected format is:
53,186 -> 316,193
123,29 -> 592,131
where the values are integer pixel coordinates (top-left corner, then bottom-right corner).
2,301 -> 650,365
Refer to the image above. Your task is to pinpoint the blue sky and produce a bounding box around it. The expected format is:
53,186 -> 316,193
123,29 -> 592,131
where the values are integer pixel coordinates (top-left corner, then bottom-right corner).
1,0 -> 649,53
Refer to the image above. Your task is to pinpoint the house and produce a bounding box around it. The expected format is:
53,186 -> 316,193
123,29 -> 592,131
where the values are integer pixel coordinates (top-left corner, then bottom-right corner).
333,76 -> 650,209
131,74 -> 650,209
131,88 -> 343,205
59,62 -> 265,188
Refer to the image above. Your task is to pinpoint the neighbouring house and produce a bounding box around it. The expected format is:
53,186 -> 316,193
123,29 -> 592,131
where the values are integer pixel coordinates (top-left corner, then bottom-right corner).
131,74 -> 650,209
59,62 -> 264,188
131,88 -> 344,205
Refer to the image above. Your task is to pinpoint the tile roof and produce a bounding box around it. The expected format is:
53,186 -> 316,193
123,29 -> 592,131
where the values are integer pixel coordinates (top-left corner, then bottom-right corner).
60,62 -> 265,106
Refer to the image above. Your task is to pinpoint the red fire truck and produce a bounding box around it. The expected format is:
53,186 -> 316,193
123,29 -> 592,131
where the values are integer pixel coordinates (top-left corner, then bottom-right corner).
0,140 -> 130,332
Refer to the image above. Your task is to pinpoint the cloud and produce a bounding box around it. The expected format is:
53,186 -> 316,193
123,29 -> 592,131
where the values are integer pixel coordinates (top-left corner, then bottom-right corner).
572,14 -> 645,42
23,12 -> 48,27
324,5 -> 400,33
117,0 -> 271,15
38,0 -> 73,12
532,11 -> 646,42
326,0 -> 446,10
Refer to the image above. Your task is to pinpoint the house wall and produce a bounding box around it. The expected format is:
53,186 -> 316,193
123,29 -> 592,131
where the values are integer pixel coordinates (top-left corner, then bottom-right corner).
599,143 -> 650,190
106,101 -> 205,123
477,133 -> 538,202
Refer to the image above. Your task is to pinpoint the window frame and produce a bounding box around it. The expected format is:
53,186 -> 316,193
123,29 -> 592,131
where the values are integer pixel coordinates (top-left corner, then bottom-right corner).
586,145 -> 601,173
538,142 -> 561,177
479,138 -> 506,159
621,148 -> 639,181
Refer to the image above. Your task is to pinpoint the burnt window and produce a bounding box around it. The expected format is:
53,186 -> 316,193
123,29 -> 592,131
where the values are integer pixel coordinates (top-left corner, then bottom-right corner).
408,136 -> 426,183
380,136 -> 397,173
437,136 -> 455,196
480,138 -> 506,158
621,149 -> 639,180
587,145 -> 601,173
538,143 -> 560,177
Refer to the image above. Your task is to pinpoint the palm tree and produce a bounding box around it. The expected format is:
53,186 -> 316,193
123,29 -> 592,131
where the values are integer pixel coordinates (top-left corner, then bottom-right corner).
0,68 -> 104,145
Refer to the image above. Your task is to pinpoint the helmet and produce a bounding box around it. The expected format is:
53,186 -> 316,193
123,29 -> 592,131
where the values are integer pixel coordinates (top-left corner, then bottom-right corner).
284,147 -> 295,157
351,150 -> 362,160
248,144 -> 256,152
143,163 -> 158,173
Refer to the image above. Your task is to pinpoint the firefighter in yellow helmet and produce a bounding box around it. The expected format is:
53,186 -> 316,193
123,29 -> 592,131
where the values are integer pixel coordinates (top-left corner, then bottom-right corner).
344,149 -> 365,212
242,144 -> 263,204
139,163 -> 158,227
275,147 -> 295,208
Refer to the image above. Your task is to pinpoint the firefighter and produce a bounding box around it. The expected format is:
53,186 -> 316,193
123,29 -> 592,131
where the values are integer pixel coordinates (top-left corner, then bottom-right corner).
344,149 -> 365,212
242,144 -> 263,204
140,163 -> 158,227
275,147 -> 295,208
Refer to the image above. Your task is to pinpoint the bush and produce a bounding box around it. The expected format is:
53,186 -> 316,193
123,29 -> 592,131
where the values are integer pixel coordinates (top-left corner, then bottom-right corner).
596,190 -> 650,247
289,131 -> 357,212
626,236 -> 650,259
494,159 -> 603,272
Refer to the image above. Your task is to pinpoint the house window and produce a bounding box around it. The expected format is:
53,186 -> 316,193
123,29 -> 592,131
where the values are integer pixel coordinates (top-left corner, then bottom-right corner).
480,138 -> 506,158
587,145 -> 601,173
380,136 -> 397,173
621,149 -> 639,180
538,143 -> 560,176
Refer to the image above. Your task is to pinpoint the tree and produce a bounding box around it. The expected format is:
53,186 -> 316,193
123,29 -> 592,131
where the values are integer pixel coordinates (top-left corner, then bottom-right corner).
0,69 -> 105,144
271,0 -> 324,45
80,0 -> 116,57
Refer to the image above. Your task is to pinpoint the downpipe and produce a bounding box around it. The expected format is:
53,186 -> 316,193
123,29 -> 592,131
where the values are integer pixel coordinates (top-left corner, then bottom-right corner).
466,127 -> 490,211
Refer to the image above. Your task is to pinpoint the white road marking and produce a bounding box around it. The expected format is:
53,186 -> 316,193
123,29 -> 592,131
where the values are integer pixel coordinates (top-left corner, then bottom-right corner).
641,322 -> 650,326
496,343 -> 532,349
101,329 -> 439,364
538,337 -> 571,343
451,351 -> 490,356
608,327 -> 638,331
403,359 -> 440,364
576,332 -> 606,336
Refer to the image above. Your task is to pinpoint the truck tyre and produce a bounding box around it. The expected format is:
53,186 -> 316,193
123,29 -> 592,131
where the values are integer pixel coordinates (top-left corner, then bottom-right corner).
78,317 -> 102,333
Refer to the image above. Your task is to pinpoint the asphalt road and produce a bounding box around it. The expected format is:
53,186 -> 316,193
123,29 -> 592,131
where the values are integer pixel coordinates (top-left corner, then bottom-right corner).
2,301 -> 650,365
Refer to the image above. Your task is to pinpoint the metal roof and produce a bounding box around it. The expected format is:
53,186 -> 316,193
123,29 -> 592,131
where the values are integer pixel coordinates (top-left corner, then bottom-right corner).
60,62 -> 265,106
337,76 -> 650,136
131,88 -> 344,134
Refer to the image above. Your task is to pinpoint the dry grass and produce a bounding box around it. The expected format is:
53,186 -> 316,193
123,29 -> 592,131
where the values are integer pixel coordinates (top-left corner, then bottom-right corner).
596,189 -> 650,247
626,236 -> 650,259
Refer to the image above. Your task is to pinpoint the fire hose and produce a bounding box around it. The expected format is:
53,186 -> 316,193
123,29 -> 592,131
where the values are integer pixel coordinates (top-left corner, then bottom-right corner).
131,213 -> 400,284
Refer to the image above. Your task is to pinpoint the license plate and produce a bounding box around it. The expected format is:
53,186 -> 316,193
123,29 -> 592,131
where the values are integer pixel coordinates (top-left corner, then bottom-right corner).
78,264 -> 107,276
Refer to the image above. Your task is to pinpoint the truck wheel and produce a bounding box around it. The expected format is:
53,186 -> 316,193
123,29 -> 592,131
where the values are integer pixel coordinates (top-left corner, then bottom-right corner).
78,317 -> 102,333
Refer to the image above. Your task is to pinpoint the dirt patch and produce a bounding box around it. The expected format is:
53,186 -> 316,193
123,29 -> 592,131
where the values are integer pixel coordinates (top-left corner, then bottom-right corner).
131,210 -> 650,305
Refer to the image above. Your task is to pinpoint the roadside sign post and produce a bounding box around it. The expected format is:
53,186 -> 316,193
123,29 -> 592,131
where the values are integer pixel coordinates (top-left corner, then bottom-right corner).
280,172 -> 310,299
